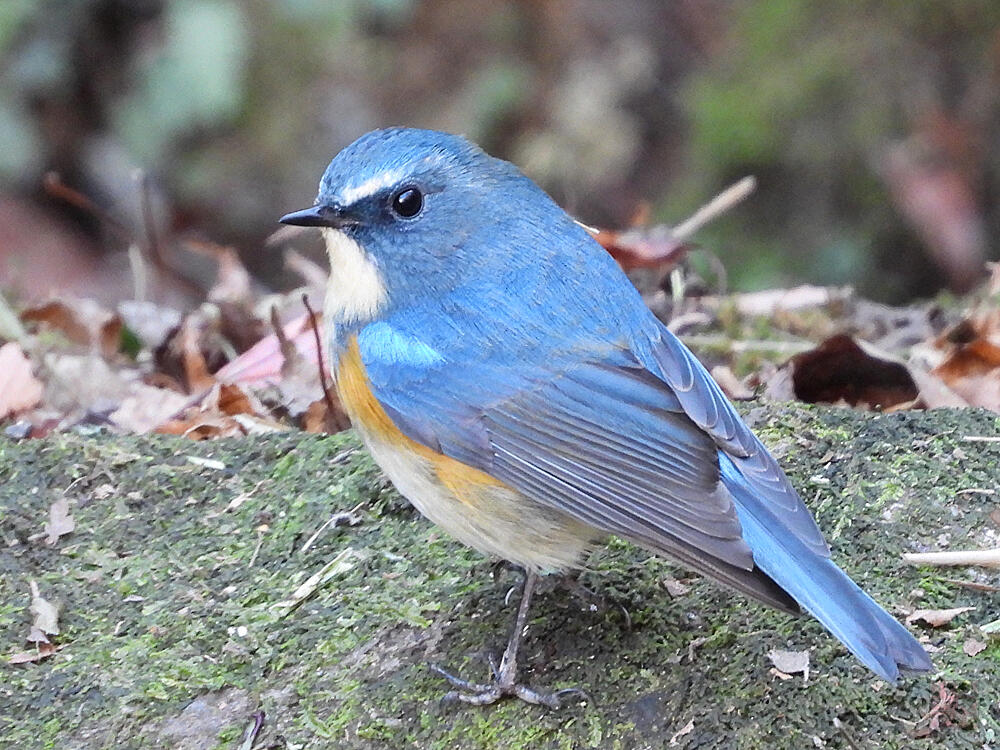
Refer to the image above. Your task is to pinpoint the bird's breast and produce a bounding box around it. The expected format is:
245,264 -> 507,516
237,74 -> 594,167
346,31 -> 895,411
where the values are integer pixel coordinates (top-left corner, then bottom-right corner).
333,336 -> 595,572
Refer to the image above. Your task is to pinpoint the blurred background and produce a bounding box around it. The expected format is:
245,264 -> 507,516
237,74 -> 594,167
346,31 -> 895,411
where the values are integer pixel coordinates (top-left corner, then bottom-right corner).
1,0 -> 998,308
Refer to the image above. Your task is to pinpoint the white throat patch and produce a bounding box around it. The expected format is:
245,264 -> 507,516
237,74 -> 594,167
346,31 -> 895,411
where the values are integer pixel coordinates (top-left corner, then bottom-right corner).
321,228 -> 388,328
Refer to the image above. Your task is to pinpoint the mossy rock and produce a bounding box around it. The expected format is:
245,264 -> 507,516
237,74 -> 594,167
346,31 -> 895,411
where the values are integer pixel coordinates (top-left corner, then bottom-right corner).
1,405 -> 998,749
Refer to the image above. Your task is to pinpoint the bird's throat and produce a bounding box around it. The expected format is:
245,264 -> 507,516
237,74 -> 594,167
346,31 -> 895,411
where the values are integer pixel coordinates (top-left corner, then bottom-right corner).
322,228 -> 387,324
322,227 -> 388,345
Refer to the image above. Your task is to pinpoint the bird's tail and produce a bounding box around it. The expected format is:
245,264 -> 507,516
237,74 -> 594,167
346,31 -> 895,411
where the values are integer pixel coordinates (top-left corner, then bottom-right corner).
719,455 -> 932,683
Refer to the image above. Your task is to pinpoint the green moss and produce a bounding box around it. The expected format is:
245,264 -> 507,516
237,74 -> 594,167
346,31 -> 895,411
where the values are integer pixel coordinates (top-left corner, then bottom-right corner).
1,408 -> 998,747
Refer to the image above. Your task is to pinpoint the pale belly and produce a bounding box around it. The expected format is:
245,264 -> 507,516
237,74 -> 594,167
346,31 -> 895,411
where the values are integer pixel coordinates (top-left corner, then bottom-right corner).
355,418 -> 596,573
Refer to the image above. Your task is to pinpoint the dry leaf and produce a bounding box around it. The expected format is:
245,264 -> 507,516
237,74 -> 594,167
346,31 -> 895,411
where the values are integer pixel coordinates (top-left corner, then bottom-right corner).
662,577 -> 690,597
44,497 -> 75,545
768,649 -> 810,682
179,317 -> 216,392
931,311 -> 1000,412
212,383 -> 261,418
906,606 -> 975,627
231,413 -> 289,435
40,351 -> 131,414
711,365 -> 754,400
302,398 -> 350,434
9,642 -> 58,664
909,368 -> 970,409
783,335 -> 918,410
669,719 -> 695,746
272,309 -> 325,417
21,298 -> 122,358
117,300 -> 182,350
963,638 -> 987,656
29,581 -> 59,638
273,548 -> 360,615
204,244 -> 253,306
592,221 -> 689,271
155,414 -> 245,440
0,342 -> 43,419
110,384 -> 191,433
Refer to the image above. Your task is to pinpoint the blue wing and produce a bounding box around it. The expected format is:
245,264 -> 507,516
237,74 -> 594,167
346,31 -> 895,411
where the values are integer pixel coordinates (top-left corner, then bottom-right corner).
356,282 -> 930,681
356,304 -> 801,611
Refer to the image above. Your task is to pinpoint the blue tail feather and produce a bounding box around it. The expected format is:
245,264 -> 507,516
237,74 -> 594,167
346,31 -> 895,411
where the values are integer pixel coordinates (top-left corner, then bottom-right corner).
720,455 -> 932,682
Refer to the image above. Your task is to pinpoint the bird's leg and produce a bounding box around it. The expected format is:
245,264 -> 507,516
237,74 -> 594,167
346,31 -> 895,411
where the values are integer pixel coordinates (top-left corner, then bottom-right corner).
431,571 -> 588,708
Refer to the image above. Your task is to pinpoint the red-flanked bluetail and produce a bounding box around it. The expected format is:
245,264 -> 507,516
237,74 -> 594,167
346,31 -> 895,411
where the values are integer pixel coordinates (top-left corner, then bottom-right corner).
280,128 -> 932,707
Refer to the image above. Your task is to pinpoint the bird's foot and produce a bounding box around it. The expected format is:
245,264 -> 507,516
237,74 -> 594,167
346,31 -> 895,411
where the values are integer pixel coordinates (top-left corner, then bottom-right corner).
429,663 -> 588,708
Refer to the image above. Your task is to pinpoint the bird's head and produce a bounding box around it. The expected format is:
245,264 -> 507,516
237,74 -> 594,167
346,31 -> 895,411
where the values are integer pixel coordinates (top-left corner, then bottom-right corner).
280,127 -> 584,329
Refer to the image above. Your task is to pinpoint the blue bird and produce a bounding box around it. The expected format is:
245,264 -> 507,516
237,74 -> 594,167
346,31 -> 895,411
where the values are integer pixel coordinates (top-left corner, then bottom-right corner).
280,127 -> 932,706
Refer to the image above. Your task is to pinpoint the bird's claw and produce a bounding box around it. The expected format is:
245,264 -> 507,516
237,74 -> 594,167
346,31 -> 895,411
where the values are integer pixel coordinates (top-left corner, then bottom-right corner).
430,664 -> 589,709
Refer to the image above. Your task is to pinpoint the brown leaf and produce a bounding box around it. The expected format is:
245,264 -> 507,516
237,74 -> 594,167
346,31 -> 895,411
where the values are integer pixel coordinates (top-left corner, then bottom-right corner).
593,225 -> 689,271
179,318 -> 216,392
0,342 -> 43,418
9,642 -> 58,664
906,606 -> 975,627
931,311 -> 1000,411
44,498 -> 75,545
110,384 -> 192,433
302,398 -> 351,434
21,299 -> 122,358
963,638 -> 987,656
213,383 -> 260,418
768,649 -> 810,681
783,334 -> 918,410
155,414 -> 245,440
662,577 -> 691,597
28,581 -> 59,638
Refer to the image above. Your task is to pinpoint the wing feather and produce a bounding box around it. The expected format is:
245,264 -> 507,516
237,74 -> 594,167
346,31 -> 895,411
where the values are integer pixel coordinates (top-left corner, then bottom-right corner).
358,319 -> 812,611
641,325 -> 832,556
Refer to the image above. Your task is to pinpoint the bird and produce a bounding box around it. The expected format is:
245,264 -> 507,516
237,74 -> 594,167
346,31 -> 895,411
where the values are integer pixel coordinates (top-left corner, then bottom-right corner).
279,127 -> 932,707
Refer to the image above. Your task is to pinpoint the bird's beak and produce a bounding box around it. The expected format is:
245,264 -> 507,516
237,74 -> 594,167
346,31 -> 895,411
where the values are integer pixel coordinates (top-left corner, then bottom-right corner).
279,204 -> 362,228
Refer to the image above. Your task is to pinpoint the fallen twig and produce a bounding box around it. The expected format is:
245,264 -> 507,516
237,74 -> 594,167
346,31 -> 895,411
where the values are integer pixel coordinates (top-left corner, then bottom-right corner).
902,549 -> 1000,568
672,176 -> 756,240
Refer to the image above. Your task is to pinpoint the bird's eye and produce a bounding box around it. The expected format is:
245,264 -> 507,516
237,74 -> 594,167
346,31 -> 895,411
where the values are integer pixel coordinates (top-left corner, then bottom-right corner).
390,186 -> 423,218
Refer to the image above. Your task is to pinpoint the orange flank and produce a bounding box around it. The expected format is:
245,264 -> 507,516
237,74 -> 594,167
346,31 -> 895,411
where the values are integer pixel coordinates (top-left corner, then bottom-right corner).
335,337 -> 505,505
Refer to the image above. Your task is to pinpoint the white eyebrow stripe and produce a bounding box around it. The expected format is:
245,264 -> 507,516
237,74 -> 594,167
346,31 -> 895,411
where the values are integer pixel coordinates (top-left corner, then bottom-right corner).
338,167 -> 408,205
